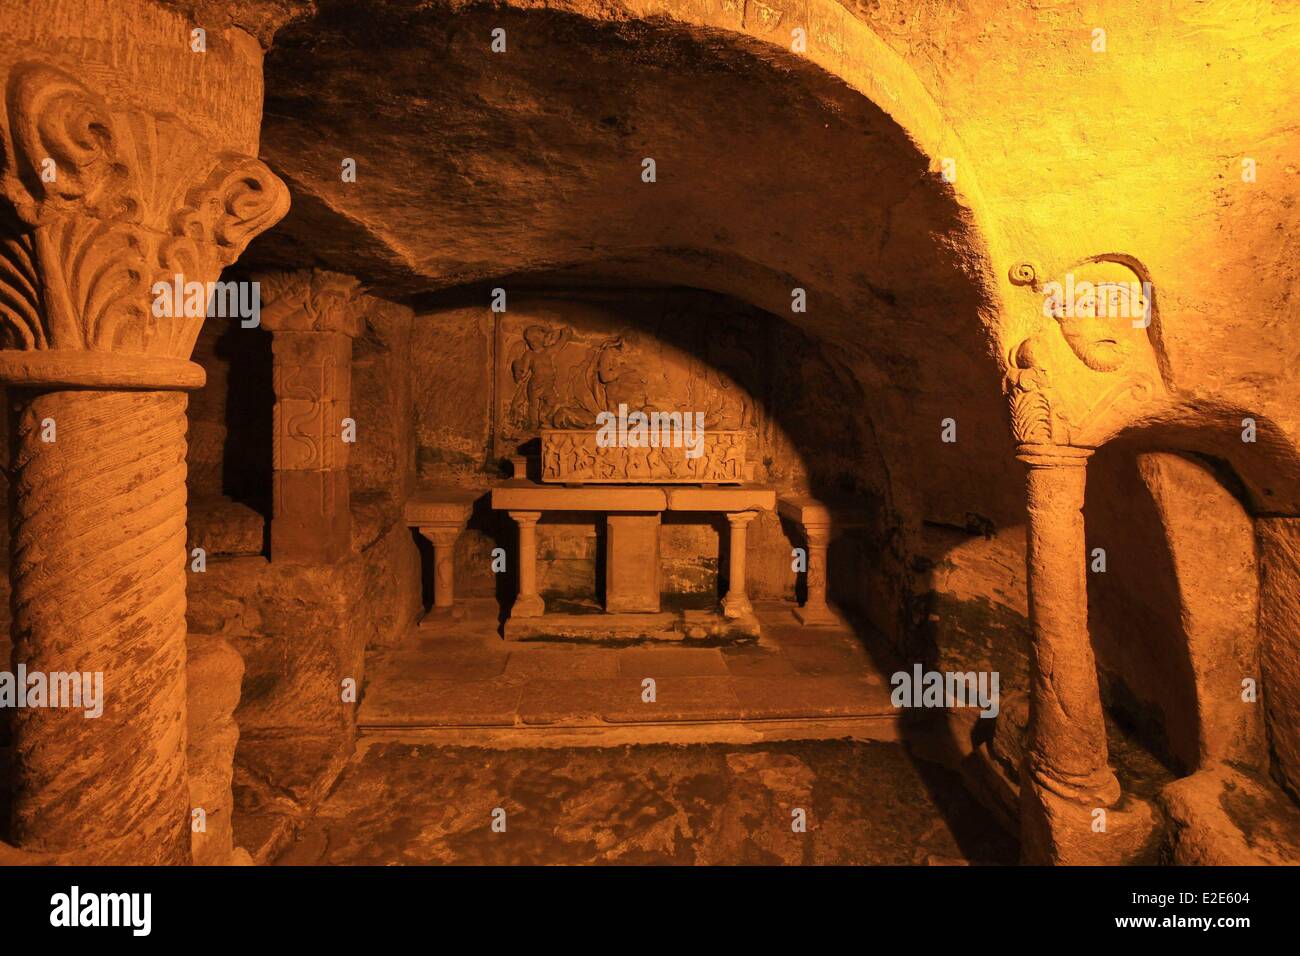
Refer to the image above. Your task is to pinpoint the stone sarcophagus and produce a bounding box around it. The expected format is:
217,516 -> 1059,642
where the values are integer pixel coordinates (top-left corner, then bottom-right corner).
540,427 -> 748,484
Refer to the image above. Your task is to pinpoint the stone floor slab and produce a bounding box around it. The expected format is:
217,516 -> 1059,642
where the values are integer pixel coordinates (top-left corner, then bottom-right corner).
731,676 -> 895,719
617,646 -> 729,678
505,648 -> 621,680
361,678 -> 522,727
272,740 -> 1018,866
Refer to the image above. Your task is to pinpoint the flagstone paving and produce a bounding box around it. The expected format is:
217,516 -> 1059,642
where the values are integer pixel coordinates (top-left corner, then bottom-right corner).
358,599 -> 902,735
274,739 -> 1018,865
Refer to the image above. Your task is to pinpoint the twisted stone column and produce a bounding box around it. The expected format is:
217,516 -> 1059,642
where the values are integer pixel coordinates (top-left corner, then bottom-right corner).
1018,444 -> 1120,864
8,389 -> 191,861
0,58 -> 288,862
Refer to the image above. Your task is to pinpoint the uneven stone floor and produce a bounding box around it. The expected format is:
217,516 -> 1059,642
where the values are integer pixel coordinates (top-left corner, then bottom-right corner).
273,739 -> 1018,865
358,599 -> 899,735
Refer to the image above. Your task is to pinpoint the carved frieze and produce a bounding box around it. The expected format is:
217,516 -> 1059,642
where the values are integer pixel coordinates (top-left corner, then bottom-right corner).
540,428 -> 747,484
495,309 -> 760,459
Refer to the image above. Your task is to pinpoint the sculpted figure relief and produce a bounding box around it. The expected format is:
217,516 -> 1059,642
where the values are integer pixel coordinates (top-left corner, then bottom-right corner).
539,428 -> 747,484
495,310 -> 761,457
1005,258 -> 1165,448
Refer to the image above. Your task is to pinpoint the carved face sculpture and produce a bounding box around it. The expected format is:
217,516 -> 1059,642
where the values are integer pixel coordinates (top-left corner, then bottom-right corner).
1051,260 -> 1150,373
523,325 -> 550,351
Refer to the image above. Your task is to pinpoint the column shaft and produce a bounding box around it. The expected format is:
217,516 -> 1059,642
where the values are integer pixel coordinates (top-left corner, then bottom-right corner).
418,527 -> 462,611
8,389 -> 191,864
509,511 -> 544,618
795,525 -> 836,625
1019,446 -> 1120,863
721,512 -> 756,619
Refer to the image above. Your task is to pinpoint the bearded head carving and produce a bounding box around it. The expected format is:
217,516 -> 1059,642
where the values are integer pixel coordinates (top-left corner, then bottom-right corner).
1042,259 -> 1151,373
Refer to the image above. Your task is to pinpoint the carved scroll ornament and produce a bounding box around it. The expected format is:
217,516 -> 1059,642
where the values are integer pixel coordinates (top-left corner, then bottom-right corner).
0,62 -> 290,360
1004,259 -> 1164,448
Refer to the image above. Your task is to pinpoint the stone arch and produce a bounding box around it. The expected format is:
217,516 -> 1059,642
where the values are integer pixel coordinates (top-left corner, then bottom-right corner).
248,0 -> 1028,630
260,0 -> 1012,351
539,0 -> 1014,290
1098,411 -> 1300,804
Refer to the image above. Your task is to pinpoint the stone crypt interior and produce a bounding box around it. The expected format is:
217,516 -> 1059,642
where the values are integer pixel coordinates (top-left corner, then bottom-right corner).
2,0 -> 1300,867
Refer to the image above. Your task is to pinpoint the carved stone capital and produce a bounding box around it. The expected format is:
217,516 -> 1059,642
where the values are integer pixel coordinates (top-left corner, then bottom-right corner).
1004,257 -> 1167,449
1015,443 -> 1093,470
257,269 -> 365,337
508,510 -> 542,529
0,62 -> 290,387
802,522 -> 832,549
419,525 -> 464,549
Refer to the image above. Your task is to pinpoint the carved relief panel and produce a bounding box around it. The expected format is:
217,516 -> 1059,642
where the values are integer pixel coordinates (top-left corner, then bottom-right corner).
492,302 -> 763,460
540,428 -> 748,484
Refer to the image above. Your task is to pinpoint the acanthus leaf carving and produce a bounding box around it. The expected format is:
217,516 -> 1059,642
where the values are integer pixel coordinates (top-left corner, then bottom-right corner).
172,154 -> 292,268
0,62 -> 289,359
1006,336 -> 1063,446
3,63 -> 132,228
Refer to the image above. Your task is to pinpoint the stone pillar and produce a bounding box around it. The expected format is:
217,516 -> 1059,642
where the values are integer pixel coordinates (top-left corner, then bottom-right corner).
259,271 -> 364,565
1255,518 -> 1300,802
509,511 -> 545,618
721,511 -> 757,619
187,633 -> 248,866
1017,444 -> 1120,864
794,523 -> 837,625
0,56 -> 288,863
605,513 -> 661,613
419,525 -> 464,611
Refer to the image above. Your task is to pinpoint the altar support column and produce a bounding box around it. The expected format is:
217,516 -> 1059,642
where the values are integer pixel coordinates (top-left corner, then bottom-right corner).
509,511 -> 545,618
259,271 -> 364,565
419,523 -> 466,612
1018,444 -> 1120,864
794,522 -> 836,625
721,511 -> 757,619
605,513 -> 662,613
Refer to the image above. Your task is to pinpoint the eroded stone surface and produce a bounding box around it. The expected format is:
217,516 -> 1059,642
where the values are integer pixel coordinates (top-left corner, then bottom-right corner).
274,741 -> 1018,866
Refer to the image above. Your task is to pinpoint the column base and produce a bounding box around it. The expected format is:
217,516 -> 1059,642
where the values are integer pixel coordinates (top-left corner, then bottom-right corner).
1020,778 -> 1159,865
424,604 -> 467,623
721,592 -> 753,620
793,602 -> 842,626
512,594 -> 546,618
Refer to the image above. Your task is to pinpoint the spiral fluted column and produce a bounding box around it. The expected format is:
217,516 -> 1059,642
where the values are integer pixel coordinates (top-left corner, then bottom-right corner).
8,389 -> 191,862
0,50 -> 288,863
